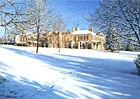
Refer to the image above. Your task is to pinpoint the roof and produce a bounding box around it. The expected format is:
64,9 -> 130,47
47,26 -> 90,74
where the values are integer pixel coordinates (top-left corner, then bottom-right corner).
26,33 -> 37,36
26,33 -> 31,35
48,31 -> 58,36
72,30 -> 96,35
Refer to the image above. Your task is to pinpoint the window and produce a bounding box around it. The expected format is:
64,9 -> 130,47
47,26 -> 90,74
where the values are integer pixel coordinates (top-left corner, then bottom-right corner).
79,35 -> 82,40
93,36 -> 95,40
95,37 -> 97,40
50,37 -> 52,41
91,35 -> 93,40
53,37 -> 54,41
72,36 -> 73,40
85,35 -> 87,40
72,36 -> 75,41
54,36 -> 56,41
20,37 -> 22,41
74,36 -> 76,41
85,35 -> 88,40
56,37 -> 58,41
102,38 -> 104,42
67,36 -> 69,41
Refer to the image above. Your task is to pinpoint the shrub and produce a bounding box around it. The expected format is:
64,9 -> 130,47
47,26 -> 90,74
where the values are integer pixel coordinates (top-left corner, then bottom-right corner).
23,43 -> 27,46
39,43 -> 42,47
17,43 -> 20,46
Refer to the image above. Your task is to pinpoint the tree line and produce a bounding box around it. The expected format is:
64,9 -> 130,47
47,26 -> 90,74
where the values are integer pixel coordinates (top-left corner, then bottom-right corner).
0,0 -> 66,53
86,0 -> 140,52
1,0 -> 139,52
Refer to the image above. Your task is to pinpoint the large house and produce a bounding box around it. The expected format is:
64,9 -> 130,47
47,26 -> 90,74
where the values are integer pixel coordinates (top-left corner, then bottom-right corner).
43,26 -> 106,50
15,26 -> 106,50
15,28 -> 38,47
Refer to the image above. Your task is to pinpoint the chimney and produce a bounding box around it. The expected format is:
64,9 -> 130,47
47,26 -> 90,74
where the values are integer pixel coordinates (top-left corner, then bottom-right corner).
58,32 -> 62,36
89,28 -> 93,32
72,27 -> 75,32
22,28 -> 26,36
46,30 -> 49,34
54,29 -> 57,32
97,32 -> 101,35
64,28 -> 66,33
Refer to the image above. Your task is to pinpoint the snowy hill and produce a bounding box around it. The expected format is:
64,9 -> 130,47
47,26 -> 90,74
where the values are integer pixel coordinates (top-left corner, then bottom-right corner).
0,45 -> 140,99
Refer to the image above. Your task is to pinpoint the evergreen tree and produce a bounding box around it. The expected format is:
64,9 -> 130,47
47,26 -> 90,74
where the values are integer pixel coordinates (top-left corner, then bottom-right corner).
125,35 -> 133,51
105,22 -> 119,52
86,0 -> 140,47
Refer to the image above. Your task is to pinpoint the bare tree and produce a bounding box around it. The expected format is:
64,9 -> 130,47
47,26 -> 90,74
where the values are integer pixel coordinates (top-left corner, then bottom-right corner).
53,15 -> 66,52
86,0 -> 140,47
0,0 -> 28,42
25,0 -> 55,53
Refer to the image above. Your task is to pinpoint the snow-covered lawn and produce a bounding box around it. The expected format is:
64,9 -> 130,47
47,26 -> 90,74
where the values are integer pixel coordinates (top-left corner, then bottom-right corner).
0,45 -> 140,99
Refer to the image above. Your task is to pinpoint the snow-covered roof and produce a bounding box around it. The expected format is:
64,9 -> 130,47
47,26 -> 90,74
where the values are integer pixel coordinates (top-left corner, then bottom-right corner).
26,33 -> 31,35
72,30 -> 96,35
26,33 -> 37,36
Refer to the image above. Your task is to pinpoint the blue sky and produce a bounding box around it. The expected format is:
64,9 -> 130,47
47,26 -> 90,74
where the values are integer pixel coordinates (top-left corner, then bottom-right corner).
0,0 -> 100,37
52,0 -> 99,32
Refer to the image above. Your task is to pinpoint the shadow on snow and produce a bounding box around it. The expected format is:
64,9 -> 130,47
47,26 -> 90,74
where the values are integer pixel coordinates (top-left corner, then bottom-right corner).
0,46 -> 140,99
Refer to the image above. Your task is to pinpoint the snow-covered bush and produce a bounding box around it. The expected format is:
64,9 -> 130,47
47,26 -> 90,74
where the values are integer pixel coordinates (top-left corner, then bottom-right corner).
134,54 -> 140,68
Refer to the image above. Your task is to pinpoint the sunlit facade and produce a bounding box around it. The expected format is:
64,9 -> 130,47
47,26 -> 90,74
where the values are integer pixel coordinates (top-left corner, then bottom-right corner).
15,28 -> 38,47
43,27 -> 106,50
15,27 -> 105,50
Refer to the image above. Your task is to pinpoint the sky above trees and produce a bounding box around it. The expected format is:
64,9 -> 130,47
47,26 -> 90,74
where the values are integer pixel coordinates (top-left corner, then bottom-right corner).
52,0 -> 99,32
0,0 -> 99,37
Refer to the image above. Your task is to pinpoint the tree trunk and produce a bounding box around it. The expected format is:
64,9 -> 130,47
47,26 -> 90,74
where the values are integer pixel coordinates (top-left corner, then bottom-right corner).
58,32 -> 60,52
36,27 -> 39,53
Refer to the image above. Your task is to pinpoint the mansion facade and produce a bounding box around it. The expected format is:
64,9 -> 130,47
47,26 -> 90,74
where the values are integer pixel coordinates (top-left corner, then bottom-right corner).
15,27 -> 106,50
15,28 -> 38,47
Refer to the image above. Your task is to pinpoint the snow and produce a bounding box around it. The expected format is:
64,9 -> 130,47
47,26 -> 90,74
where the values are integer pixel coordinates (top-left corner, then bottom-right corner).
72,30 -> 96,35
0,45 -> 140,99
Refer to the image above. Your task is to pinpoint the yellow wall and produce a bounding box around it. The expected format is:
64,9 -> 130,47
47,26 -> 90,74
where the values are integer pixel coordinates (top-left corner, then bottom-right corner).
88,35 -> 91,42
82,35 -> 85,40
76,35 -> 78,42
31,29 -> 106,49
69,36 -> 72,41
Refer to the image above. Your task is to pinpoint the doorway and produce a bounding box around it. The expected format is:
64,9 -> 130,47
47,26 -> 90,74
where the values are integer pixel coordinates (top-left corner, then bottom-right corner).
82,43 -> 85,49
